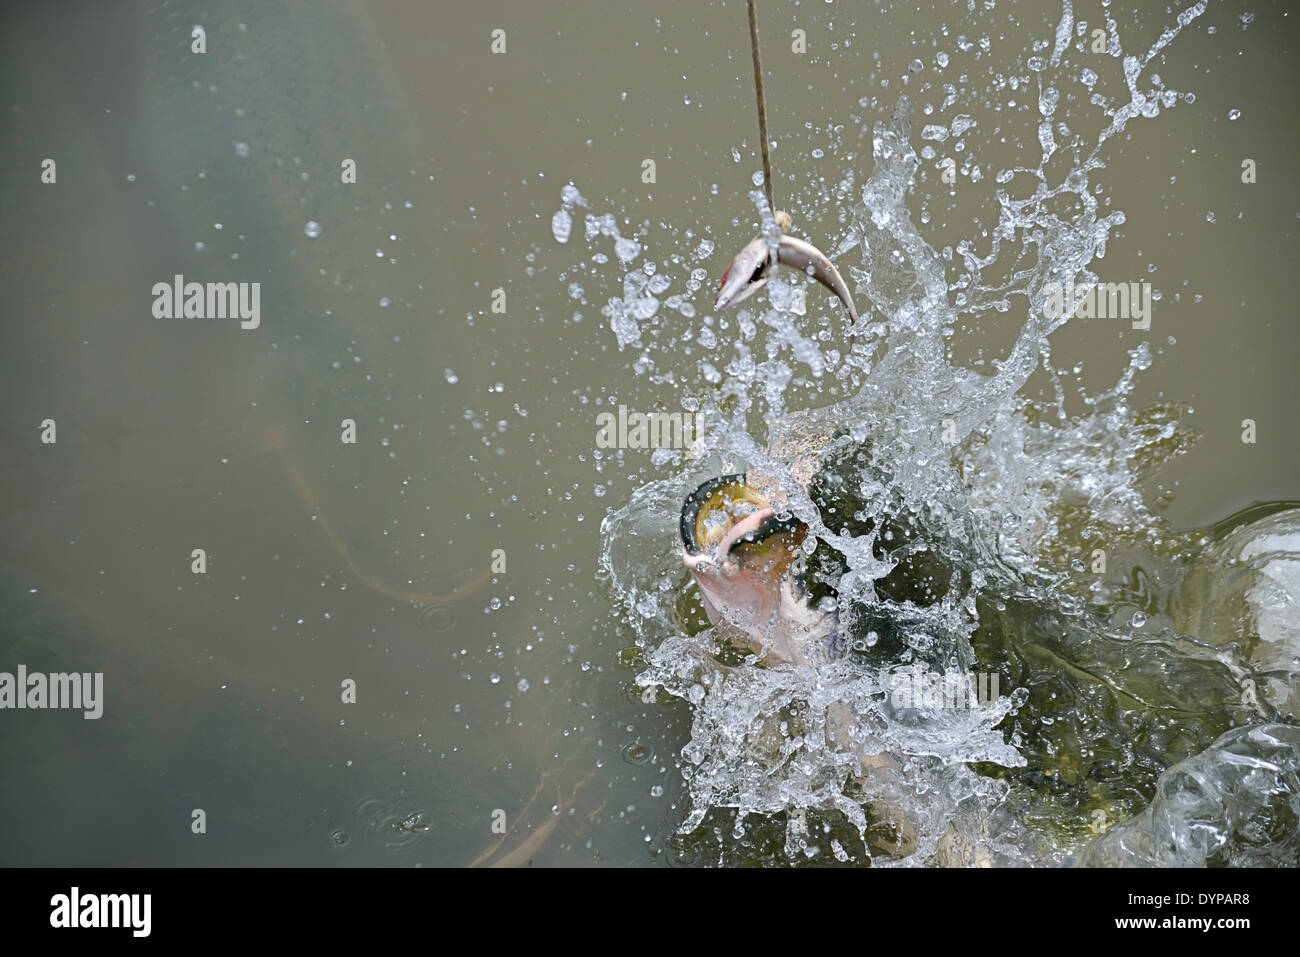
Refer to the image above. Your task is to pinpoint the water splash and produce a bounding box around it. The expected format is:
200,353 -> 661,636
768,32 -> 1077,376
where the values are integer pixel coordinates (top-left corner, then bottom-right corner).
564,1 -> 1297,865
1076,723 -> 1300,867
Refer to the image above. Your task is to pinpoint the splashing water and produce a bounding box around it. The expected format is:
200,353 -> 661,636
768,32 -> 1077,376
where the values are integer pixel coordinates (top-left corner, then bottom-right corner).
563,0 -> 1298,865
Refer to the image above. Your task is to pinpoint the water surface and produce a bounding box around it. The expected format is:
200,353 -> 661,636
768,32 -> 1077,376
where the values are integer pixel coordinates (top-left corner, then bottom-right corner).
0,0 -> 1297,866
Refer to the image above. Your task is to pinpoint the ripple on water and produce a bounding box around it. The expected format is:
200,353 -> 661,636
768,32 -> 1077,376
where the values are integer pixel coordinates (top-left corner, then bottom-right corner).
352,796 -> 435,850
621,742 -> 653,766
416,602 -> 456,632
351,748 -> 444,852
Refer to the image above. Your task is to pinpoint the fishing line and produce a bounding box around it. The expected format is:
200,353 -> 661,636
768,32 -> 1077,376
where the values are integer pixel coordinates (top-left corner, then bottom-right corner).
746,0 -> 773,211
717,2 -> 860,326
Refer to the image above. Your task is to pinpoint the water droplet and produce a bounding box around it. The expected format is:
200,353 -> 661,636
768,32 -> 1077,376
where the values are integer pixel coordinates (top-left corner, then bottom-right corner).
951,114 -> 976,136
614,236 -> 640,262
551,209 -> 572,243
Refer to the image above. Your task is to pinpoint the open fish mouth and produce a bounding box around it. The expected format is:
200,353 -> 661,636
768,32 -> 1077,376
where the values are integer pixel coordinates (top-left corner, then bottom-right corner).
679,474 -> 804,565
679,474 -> 838,665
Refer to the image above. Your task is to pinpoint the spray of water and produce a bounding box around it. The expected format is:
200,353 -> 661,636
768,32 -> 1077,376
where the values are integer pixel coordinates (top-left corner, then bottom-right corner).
557,0 -> 1298,865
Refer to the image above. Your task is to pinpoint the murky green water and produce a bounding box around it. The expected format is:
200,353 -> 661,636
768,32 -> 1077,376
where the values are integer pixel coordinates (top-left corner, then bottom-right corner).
0,0 -> 1296,866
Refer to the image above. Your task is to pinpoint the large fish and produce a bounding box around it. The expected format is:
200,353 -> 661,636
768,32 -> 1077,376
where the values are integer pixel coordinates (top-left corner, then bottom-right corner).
679,474 -> 837,667
678,472 -> 899,771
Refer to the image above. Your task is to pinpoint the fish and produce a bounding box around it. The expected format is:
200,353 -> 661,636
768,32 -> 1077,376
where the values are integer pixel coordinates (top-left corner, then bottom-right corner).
713,213 -> 860,325
678,474 -> 839,667
678,473 -> 900,773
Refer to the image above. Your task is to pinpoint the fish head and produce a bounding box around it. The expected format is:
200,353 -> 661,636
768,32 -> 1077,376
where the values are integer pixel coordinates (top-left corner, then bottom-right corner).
713,236 -> 771,312
681,475 -> 822,660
